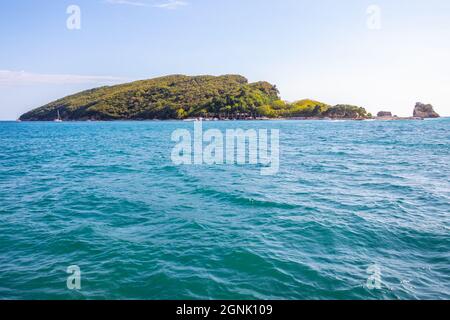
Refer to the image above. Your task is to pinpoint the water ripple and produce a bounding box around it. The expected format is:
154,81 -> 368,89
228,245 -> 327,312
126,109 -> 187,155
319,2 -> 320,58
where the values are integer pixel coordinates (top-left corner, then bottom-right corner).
0,119 -> 449,299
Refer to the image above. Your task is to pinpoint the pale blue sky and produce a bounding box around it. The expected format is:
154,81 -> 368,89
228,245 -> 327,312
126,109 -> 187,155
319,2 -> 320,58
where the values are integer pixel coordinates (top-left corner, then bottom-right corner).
1,0 -> 449,119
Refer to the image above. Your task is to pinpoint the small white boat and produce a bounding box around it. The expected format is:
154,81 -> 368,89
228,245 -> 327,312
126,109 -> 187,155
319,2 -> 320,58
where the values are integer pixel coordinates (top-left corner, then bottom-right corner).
183,118 -> 203,122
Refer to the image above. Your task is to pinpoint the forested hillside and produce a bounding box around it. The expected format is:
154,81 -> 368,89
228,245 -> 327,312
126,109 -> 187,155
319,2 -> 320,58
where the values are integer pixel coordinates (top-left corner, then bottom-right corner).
20,75 -> 371,120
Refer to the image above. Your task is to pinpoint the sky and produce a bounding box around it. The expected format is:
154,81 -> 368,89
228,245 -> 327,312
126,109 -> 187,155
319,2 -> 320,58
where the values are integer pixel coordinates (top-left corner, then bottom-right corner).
1,0 -> 449,119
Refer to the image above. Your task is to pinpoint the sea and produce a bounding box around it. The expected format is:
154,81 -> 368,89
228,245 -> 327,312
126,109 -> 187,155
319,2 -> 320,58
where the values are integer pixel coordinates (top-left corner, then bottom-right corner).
0,118 -> 449,300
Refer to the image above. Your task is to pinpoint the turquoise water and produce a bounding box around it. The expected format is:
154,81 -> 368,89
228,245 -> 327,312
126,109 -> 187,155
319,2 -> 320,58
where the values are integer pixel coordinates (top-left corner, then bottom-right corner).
0,119 -> 449,300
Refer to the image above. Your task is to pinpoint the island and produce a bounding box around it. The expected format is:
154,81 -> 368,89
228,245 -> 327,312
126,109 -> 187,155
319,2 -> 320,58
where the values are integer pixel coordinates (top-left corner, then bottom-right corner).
19,74 -> 372,121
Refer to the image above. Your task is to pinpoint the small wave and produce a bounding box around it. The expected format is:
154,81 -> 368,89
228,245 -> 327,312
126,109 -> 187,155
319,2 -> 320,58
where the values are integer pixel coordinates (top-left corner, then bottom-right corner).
191,186 -> 299,209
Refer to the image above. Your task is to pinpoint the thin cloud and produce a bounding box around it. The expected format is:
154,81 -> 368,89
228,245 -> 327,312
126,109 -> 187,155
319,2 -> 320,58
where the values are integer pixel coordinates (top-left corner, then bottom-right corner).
105,0 -> 189,9
153,0 -> 188,10
105,0 -> 150,7
0,70 -> 124,86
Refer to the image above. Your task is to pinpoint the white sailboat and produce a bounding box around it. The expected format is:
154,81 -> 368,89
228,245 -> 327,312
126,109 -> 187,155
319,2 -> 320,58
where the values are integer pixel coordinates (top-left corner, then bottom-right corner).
54,110 -> 63,122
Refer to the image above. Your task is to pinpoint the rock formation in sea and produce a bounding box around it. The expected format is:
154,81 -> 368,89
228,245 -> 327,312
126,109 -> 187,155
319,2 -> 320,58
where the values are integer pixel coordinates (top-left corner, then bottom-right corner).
377,111 -> 393,117
413,102 -> 440,118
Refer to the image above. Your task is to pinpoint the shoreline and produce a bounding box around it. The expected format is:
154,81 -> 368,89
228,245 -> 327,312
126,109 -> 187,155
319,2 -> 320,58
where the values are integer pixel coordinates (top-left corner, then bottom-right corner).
10,117 -> 450,123
10,117 -> 448,123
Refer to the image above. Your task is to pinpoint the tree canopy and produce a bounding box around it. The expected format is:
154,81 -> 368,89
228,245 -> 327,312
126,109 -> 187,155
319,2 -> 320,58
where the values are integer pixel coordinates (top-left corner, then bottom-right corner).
20,74 -> 372,120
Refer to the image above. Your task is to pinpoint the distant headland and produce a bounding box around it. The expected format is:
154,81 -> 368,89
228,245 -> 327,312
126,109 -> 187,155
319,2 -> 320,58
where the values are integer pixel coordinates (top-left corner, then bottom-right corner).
19,75 -> 440,121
